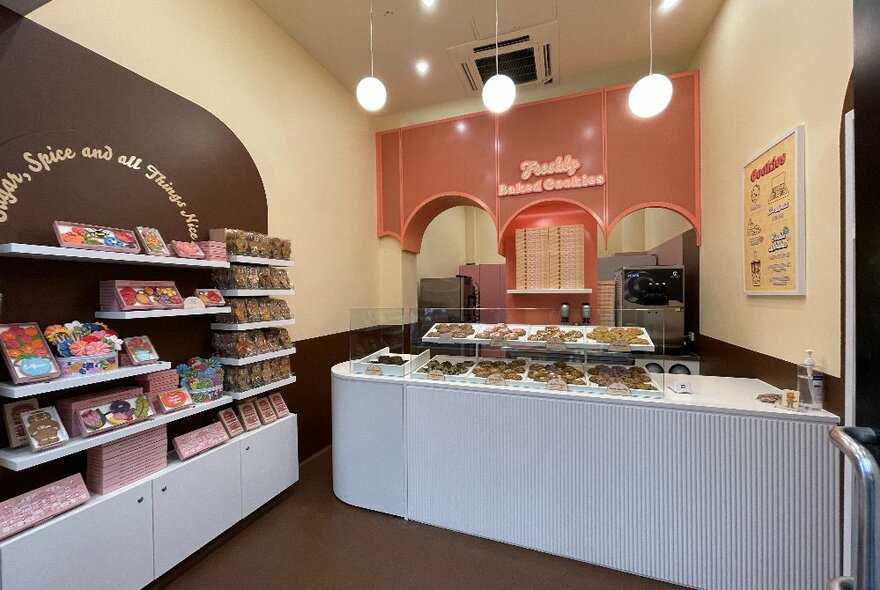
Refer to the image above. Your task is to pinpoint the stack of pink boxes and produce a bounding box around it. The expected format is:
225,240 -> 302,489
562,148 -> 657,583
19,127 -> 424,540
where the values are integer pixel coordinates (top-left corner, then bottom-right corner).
559,224 -> 584,289
56,385 -> 144,437
594,280 -> 616,326
136,369 -> 179,412
86,425 -> 168,494
198,241 -> 227,261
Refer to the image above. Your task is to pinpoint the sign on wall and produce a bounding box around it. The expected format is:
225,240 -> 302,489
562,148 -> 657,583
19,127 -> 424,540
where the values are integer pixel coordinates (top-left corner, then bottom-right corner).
743,126 -> 805,295
497,154 -> 605,197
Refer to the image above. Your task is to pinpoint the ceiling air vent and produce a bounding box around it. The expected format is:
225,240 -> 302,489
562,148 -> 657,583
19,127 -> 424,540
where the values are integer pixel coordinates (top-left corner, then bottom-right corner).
448,21 -> 558,95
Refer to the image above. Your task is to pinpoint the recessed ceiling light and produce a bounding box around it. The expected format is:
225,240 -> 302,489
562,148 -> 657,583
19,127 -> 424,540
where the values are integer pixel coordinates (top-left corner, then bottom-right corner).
421,0 -> 436,9
455,121 -> 467,133
415,60 -> 430,76
659,0 -> 680,12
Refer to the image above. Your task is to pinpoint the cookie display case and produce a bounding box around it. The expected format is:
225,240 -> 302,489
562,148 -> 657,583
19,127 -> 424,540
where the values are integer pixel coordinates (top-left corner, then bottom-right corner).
349,307 -> 672,396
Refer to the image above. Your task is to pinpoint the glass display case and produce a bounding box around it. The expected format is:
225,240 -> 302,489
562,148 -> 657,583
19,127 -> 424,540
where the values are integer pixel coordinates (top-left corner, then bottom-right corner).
349,307 -> 698,399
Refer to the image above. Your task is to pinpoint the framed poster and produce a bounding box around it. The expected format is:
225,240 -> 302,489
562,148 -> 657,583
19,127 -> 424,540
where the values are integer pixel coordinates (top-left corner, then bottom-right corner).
743,125 -> 806,295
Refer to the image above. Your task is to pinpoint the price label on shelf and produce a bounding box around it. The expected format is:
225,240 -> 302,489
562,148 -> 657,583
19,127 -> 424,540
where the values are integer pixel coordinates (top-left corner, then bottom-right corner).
609,339 -> 632,353
428,369 -> 445,381
486,373 -> 506,386
546,377 -> 568,392
438,334 -> 454,344
365,365 -> 383,376
546,336 -> 566,351
607,382 -> 631,396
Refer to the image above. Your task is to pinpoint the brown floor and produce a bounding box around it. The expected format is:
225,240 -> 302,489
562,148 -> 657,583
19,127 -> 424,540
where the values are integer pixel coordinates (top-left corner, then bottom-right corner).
157,448 -> 683,590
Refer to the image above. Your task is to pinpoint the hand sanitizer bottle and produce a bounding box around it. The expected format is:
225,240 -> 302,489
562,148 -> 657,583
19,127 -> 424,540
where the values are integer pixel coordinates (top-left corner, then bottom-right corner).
797,349 -> 824,411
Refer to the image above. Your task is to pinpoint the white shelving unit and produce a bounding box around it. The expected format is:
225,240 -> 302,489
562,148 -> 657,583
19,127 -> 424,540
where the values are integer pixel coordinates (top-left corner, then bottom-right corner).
214,347 -> 296,366
210,319 -> 295,331
506,289 -> 593,294
217,289 -> 294,297
0,243 -> 230,269
95,307 -> 231,320
0,396 -> 232,471
224,375 -> 296,400
228,254 -> 294,267
0,362 -> 173,399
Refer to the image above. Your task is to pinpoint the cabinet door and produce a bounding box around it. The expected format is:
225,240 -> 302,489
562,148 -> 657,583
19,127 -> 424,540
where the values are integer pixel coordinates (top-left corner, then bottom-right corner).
0,481 -> 153,590
241,415 -> 299,517
152,442 -> 242,577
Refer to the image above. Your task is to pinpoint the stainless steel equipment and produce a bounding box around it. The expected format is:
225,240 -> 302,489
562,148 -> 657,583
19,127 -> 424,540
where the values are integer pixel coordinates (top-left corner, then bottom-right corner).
829,427 -> 880,590
418,276 -> 477,322
615,265 -> 685,352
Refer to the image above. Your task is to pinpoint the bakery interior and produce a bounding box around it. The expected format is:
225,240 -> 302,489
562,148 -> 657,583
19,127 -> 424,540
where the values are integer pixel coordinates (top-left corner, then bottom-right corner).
0,1 -> 874,589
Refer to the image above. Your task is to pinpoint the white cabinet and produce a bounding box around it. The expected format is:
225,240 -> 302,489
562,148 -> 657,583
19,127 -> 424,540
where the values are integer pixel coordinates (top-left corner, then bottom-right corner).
241,415 -> 299,517
152,440 -> 242,577
0,481 -> 154,590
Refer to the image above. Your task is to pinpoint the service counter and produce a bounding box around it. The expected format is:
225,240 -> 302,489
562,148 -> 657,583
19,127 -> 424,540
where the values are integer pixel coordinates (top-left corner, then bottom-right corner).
331,362 -> 840,590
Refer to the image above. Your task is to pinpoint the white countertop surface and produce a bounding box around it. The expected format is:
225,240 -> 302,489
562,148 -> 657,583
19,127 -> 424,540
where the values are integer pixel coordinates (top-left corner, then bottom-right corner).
331,362 -> 839,424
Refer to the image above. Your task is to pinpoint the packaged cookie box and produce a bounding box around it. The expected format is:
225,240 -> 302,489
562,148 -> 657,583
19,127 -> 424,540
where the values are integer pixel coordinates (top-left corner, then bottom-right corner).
350,348 -> 429,377
100,280 -> 184,311
582,326 -> 656,352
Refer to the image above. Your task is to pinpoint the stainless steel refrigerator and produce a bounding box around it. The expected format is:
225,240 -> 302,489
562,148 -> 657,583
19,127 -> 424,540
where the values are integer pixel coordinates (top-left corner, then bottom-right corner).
418,276 -> 477,322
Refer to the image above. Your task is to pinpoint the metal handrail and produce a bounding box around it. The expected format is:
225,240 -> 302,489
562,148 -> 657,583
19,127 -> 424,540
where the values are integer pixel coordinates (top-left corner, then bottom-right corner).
830,426 -> 880,590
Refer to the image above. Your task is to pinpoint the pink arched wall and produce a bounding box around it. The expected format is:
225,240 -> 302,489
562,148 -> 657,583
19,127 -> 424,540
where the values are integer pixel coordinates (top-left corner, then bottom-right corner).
376,71 -> 701,253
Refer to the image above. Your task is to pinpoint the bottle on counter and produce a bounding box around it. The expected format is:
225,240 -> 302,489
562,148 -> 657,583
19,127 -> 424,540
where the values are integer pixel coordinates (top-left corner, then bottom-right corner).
581,303 -> 591,325
560,302 -> 570,324
797,349 -> 825,411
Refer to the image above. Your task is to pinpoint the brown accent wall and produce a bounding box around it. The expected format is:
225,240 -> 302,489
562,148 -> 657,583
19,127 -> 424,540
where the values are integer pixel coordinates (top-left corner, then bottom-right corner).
0,8 -> 269,500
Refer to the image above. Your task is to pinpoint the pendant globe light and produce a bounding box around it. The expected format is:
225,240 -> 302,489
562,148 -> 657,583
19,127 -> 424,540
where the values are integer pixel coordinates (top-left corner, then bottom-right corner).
356,0 -> 387,112
481,0 -> 515,113
628,0 -> 673,118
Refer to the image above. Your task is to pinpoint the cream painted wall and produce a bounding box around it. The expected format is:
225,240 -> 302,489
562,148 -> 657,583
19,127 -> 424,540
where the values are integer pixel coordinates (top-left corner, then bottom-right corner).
644,208 -> 694,251
417,207 -> 468,280
30,0 -> 381,341
691,0 -> 851,375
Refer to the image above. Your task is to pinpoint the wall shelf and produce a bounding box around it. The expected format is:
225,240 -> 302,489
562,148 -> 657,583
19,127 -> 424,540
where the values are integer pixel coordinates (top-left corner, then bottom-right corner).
0,243 -> 230,269
217,289 -> 295,297
224,375 -> 297,400
506,289 -> 593,295
0,396 -> 232,471
0,362 -> 173,399
214,347 -> 296,366
227,254 -> 294,267
210,319 -> 295,331
95,307 -> 231,320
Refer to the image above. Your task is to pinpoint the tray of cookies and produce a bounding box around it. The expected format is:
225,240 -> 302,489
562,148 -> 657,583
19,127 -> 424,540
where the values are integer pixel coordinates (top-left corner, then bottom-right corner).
457,357 -> 532,387
585,364 -> 662,397
525,325 -> 587,348
411,355 -> 477,381
526,361 -> 590,392
421,323 -> 479,343
351,347 -> 430,377
470,323 -> 530,344
583,326 -> 656,352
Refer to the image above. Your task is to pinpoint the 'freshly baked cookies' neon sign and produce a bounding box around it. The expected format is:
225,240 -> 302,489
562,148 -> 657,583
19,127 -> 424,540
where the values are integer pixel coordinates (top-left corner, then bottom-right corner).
497,154 -> 605,197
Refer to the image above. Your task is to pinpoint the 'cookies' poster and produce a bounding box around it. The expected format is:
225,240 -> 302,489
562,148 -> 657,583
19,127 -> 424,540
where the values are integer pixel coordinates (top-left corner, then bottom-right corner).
743,126 -> 805,295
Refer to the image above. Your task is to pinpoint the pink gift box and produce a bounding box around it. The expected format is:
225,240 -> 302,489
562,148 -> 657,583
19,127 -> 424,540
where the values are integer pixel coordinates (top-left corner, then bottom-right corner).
0,474 -> 90,541
173,422 -> 229,460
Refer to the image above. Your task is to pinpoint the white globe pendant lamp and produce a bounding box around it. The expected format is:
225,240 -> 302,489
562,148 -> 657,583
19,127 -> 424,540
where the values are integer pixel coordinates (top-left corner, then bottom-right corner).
628,0 -> 672,118
357,0 -> 386,112
482,0 -> 515,114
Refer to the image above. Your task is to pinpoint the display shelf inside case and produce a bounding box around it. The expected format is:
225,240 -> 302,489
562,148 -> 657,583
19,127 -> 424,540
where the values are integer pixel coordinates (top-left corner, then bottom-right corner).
506,289 -> 593,295
0,396 -> 232,471
0,361 -> 173,399
218,289 -> 295,297
227,254 -> 294,267
351,348 -> 429,377
210,319 -> 295,331
0,243 -> 230,268
214,347 -> 296,366
583,326 -> 656,352
95,307 -> 231,320
223,375 -> 297,400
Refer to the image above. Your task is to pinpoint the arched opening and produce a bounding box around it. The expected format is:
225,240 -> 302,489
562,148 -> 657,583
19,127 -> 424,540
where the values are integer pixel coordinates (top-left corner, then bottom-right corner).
401,193 -> 497,253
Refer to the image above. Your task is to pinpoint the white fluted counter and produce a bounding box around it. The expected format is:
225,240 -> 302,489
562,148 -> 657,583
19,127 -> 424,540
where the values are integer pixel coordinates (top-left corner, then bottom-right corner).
331,362 -> 840,589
